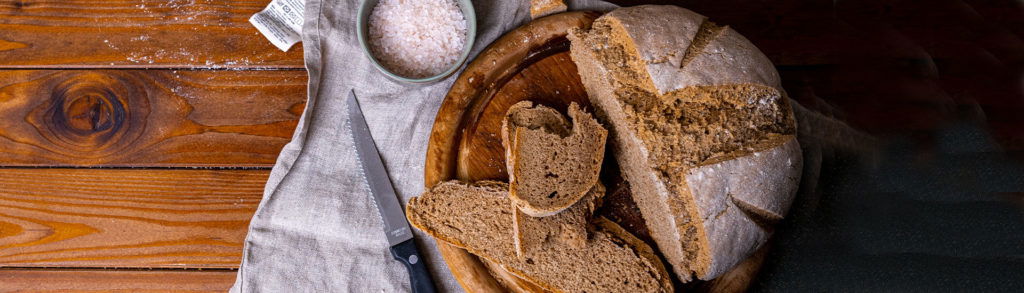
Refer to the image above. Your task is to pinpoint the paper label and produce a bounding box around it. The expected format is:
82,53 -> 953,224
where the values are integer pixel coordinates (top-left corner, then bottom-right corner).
250,0 -> 306,51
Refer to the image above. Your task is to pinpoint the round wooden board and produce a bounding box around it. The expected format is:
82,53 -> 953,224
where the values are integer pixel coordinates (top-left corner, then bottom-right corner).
424,11 -> 767,292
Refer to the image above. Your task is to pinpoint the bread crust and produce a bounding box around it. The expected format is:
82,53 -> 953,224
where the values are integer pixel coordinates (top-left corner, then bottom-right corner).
685,136 -> 801,278
668,27 -> 781,92
603,6 -> 705,95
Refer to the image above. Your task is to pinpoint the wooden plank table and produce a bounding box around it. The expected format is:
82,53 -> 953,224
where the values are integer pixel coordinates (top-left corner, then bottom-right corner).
0,0 -> 305,291
1,0 -> 1020,291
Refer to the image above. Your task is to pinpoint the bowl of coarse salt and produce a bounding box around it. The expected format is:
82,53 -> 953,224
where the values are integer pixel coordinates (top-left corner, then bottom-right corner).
357,0 -> 476,83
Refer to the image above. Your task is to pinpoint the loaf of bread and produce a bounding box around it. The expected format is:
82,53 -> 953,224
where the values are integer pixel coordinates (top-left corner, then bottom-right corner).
406,180 -> 673,293
568,5 -> 802,281
503,102 -> 607,217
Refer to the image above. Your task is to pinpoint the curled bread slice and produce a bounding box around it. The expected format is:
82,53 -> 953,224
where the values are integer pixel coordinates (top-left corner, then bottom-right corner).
505,102 -> 608,217
530,0 -> 567,19
407,181 -> 673,293
569,5 -> 802,281
513,182 -> 604,258
501,101 -> 570,184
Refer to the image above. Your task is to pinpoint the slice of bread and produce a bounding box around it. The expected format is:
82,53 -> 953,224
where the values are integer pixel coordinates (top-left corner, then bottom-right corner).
501,101 -> 570,186
505,102 -> 608,217
406,180 -> 673,293
513,182 -> 604,258
481,259 -> 550,293
529,0 -> 567,19
568,5 -> 802,281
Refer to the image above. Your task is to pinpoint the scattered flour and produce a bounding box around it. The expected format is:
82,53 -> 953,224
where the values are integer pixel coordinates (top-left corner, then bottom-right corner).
368,0 -> 467,78
102,2 -> 270,67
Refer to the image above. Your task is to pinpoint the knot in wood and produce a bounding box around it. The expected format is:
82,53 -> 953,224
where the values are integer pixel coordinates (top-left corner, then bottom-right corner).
62,92 -> 118,133
42,72 -> 134,148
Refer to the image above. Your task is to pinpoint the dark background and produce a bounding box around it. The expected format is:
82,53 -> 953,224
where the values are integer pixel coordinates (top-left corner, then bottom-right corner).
610,0 -> 1024,291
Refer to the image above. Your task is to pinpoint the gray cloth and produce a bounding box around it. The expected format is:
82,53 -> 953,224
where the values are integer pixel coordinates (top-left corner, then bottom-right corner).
231,1 -> 615,292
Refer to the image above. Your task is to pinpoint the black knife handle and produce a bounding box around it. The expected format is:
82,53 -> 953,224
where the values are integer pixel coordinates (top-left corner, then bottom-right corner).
390,239 -> 436,293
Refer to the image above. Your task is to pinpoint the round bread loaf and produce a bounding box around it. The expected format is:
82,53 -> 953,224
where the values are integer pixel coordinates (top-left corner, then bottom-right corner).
568,5 -> 803,281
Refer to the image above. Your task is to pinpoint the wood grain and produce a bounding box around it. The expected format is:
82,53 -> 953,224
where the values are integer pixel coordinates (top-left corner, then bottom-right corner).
0,269 -> 236,292
0,69 -> 307,167
0,0 -> 304,68
0,169 -> 265,268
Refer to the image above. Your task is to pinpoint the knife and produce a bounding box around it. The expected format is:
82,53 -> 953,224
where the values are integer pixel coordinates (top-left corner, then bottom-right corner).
346,90 -> 437,293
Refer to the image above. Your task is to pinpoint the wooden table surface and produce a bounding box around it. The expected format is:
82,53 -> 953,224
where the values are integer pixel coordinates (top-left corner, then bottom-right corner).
0,0 -> 305,291
1,0 -> 1020,292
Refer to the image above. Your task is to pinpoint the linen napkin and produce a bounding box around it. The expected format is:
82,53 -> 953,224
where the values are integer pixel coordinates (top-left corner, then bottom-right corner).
230,1 -> 616,292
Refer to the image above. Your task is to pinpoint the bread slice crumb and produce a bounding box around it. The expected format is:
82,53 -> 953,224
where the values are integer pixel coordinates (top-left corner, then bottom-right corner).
513,183 -> 604,258
506,102 -> 608,217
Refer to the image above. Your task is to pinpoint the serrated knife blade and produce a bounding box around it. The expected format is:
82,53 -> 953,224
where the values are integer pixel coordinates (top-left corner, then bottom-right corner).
346,90 -> 436,293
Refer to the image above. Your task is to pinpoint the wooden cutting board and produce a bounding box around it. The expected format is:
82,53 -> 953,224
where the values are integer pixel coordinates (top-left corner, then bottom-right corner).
423,11 -> 767,292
